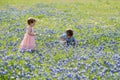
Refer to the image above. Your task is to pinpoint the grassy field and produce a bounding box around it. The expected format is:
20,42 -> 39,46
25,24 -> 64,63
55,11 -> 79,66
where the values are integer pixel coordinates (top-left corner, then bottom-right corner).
0,0 -> 120,80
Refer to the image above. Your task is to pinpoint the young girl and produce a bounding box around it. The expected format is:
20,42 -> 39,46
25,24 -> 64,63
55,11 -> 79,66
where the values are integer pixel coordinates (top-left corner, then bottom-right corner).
20,18 -> 36,53
60,29 -> 77,46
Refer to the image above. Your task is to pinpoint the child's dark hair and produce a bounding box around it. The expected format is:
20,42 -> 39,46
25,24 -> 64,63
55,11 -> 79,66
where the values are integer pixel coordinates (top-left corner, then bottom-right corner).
27,18 -> 36,25
66,29 -> 73,37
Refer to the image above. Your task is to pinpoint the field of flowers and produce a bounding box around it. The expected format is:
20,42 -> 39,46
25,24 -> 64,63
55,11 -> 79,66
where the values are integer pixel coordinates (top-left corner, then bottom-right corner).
0,0 -> 120,80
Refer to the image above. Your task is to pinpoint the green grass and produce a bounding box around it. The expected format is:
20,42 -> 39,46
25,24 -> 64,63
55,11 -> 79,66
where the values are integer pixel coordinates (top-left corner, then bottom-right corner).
0,0 -> 120,79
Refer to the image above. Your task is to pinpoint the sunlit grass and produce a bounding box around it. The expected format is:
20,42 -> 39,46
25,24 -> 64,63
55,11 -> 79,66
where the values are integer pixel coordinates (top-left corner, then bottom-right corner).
0,0 -> 120,79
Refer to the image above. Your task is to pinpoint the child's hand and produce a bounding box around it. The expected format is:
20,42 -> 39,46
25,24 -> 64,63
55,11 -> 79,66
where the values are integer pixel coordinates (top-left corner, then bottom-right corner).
60,40 -> 66,44
35,33 -> 40,36
32,33 -> 38,36
30,33 -> 35,36
60,39 -> 66,44
60,38 -> 65,41
62,40 -> 66,43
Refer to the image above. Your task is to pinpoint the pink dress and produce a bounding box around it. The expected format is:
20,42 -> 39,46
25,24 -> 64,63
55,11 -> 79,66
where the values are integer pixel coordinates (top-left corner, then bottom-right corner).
20,26 -> 36,50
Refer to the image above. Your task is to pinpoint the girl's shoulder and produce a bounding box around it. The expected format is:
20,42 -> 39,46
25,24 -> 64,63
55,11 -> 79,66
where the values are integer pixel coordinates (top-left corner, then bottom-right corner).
27,26 -> 32,28
26,26 -> 33,32
27,26 -> 32,30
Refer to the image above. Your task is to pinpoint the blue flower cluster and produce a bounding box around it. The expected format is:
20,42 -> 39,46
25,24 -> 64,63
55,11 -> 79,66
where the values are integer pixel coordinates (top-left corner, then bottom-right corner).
0,3 -> 120,80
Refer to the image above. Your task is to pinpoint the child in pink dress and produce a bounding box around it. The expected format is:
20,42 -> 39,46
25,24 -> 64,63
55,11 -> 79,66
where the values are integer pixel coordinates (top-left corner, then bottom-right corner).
20,18 -> 36,53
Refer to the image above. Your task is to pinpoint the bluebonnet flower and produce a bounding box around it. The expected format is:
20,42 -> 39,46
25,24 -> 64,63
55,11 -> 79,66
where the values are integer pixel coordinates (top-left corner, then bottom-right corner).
13,41 -> 18,46
12,47 -> 18,52
7,66 -> 13,70
0,67 -> 4,71
75,25 -> 82,29
46,78 -> 51,80
75,74 -> 81,80
90,68 -> 97,74
99,72 -> 105,78
81,75 -> 88,80
38,72 -> 42,76
44,72 -> 48,76
92,76 -> 97,80
66,73 -> 74,78
0,56 -> 2,59
16,55 -> 21,60
26,49 -> 33,53
2,70 -> 8,75
25,63 -> 31,68
0,50 -> 5,53
20,48 -> 25,53
2,56 -> 9,61
104,61 -> 113,67
13,64 -> 17,68
17,65 -> 22,70
81,56 -> 87,60
4,61 -> 8,65
26,74 -> 31,79
9,41 -> 14,46
116,61 -> 120,67
0,42 -> 2,46
85,65 -> 91,70
16,23 -> 20,26
45,42 -> 50,48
